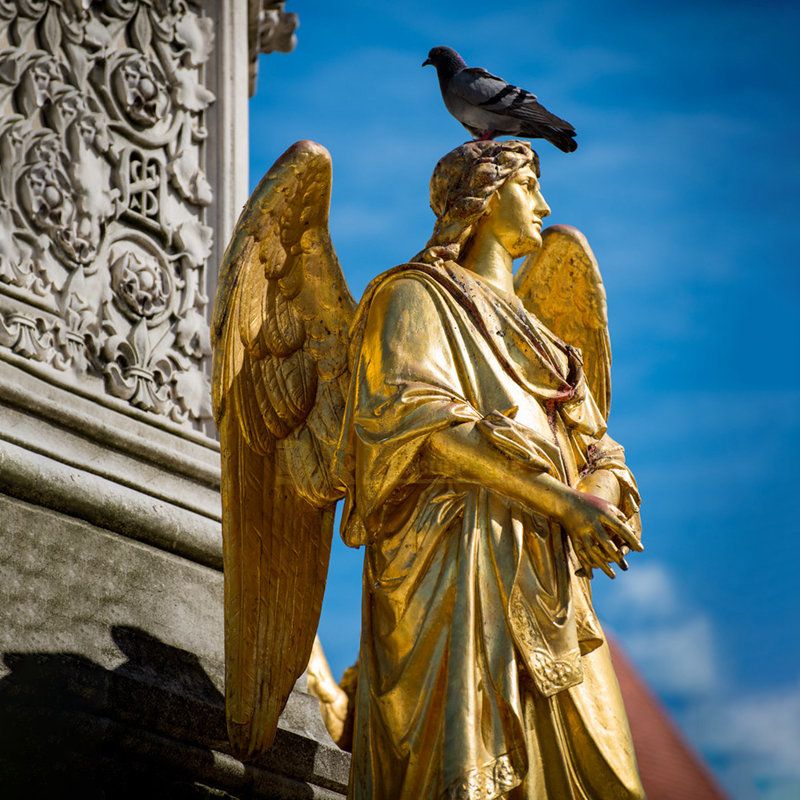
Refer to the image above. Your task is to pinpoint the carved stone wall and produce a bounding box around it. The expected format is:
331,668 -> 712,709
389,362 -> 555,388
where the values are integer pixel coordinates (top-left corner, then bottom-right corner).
0,1 -> 216,429
0,2 -> 348,797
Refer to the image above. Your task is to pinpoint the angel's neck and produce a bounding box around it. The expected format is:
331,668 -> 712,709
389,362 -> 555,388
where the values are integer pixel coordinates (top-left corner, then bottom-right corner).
460,229 -> 515,296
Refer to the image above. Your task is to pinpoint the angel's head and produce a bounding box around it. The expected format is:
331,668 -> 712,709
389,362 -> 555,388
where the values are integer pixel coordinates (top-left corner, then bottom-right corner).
413,139 -> 550,266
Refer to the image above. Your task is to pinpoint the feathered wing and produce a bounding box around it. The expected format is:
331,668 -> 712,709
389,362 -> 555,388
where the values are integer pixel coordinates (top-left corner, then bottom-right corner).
211,141 -> 355,758
515,225 -> 612,419
457,68 -> 573,129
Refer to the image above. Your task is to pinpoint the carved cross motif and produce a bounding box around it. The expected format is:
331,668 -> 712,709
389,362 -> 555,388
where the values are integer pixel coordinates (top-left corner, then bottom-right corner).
125,150 -> 164,232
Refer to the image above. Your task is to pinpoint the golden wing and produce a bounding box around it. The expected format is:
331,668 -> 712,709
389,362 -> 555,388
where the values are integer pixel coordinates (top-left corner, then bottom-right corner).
515,225 -> 612,419
211,140 -> 355,758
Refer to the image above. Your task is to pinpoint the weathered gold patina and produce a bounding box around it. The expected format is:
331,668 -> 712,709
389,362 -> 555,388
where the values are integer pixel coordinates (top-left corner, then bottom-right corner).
212,138 -> 645,798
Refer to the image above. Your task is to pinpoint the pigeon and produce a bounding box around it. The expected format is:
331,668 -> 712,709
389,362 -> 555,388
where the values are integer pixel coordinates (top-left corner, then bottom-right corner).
422,46 -> 577,153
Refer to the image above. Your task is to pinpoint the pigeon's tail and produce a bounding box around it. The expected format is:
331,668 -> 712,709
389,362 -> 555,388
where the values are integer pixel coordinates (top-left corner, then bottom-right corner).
545,128 -> 578,153
518,124 -> 577,152
509,100 -> 578,152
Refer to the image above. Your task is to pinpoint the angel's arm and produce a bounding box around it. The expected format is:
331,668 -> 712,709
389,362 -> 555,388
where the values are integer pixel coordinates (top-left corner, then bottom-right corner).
423,422 -> 642,577
577,469 -> 620,506
306,636 -> 350,747
424,421 -> 575,516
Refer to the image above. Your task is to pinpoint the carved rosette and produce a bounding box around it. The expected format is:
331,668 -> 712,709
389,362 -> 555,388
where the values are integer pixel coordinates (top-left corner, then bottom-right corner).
0,0 -> 215,428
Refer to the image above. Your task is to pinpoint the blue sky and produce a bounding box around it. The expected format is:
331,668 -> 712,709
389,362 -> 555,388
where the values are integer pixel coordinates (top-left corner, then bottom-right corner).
248,2 -> 800,796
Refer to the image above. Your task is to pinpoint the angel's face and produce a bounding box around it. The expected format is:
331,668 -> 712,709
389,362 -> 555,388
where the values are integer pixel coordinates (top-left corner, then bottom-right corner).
486,165 -> 551,257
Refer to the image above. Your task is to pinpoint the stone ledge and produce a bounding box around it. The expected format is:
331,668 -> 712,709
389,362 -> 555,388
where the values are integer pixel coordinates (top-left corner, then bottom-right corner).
0,399 -> 220,521
0,706 -> 348,799
0,648 -> 349,797
0,346 -> 220,453
0,361 -> 220,479
0,437 -> 222,568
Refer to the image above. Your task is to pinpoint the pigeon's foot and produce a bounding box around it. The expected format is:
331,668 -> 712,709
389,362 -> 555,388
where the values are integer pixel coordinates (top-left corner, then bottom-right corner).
476,130 -> 498,141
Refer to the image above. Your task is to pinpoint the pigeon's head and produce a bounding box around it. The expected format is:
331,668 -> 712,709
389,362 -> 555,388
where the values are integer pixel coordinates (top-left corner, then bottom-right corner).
422,46 -> 466,74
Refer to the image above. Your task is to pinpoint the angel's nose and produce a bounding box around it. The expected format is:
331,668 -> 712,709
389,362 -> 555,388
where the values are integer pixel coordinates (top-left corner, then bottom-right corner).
533,185 -> 551,219
537,198 -> 551,218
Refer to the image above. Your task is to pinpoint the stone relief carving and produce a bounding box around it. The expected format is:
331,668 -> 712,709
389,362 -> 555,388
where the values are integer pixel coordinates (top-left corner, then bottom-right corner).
0,0 -> 215,428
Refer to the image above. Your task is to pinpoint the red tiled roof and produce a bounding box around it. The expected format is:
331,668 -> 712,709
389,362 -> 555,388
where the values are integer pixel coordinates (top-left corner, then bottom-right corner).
610,639 -> 728,799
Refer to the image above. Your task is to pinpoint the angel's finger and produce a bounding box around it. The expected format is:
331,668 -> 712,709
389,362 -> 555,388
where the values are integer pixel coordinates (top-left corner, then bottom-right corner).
597,560 -> 616,579
577,547 -> 596,576
585,540 -> 611,570
581,534 -> 605,567
590,547 -> 620,579
589,524 -> 624,565
587,534 -> 620,577
603,514 -> 643,552
606,538 -> 631,567
609,504 -> 627,521
573,541 -> 595,579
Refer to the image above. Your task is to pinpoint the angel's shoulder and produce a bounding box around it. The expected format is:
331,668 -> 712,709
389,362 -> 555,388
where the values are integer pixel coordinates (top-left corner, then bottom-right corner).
357,266 -> 450,340
366,264 -> 443,307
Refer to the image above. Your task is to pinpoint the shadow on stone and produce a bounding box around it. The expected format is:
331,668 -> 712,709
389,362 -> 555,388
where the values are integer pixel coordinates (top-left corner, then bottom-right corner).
0,625 -> 342,799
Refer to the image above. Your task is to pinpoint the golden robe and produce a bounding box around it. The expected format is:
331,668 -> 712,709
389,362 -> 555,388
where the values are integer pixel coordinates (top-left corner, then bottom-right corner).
334,261 -> 644,800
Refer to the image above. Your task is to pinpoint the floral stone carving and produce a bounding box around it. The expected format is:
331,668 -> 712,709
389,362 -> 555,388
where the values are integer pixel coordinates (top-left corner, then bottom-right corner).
0,0 -> 216,428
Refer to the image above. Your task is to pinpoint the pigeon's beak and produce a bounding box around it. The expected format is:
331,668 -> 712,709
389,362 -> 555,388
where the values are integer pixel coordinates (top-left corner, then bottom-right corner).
422,58 -> 432,67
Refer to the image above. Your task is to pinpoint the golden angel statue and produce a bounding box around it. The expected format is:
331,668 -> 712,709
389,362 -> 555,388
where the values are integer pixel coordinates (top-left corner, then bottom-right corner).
211,139 -> 646,799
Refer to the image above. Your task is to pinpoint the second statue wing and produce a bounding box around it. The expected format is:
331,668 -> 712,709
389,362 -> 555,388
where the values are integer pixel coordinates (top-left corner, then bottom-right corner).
211,141 -> 356,757
515,225 -> 612,420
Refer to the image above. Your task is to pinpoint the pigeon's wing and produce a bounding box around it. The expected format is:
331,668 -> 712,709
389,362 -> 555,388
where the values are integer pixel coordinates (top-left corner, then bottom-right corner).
515,225 -> 611,419
211,140 -> 356,758
450,67 -> 530,107
452,68 -> 575,133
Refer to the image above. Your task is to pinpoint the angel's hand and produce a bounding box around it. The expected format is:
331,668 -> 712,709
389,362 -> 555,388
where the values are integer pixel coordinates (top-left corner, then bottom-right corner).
576,468 -> 620,507
559,490 -> 642,579
307,636 -> 350,746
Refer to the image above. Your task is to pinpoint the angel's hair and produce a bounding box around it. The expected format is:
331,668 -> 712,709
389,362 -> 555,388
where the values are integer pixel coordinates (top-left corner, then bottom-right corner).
412,139 -> 540,266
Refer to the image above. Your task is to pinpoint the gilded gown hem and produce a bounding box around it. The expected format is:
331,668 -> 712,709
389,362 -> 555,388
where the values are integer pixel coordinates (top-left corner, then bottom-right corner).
445,751 -> 524,800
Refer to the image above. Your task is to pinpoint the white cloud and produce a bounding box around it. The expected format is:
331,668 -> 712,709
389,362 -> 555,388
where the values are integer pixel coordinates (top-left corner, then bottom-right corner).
685,684 -> 800,800
602,563 -> 718,695
603,562 -> 679,619
625,615 -> 718,697
602,560 -> 800,799
690,684 -> 800,773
